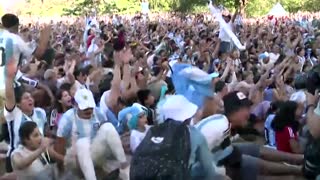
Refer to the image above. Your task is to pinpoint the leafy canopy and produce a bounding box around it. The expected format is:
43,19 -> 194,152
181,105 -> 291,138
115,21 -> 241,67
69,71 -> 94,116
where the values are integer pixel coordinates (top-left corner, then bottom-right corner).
6,0 -> 320,17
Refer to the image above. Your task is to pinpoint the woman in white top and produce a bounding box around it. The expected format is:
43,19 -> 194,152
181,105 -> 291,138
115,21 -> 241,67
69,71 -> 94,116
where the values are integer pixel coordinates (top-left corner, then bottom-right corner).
11,121 -> 53,180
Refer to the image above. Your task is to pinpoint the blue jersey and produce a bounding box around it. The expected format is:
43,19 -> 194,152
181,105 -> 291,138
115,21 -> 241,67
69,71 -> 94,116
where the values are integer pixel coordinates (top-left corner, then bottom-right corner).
56,108 -> 106,143
265,114 -> 276,147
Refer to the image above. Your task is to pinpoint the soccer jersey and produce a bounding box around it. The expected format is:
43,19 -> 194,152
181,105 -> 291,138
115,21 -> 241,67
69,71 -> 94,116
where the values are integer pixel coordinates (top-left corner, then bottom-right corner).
56,108 -> 106,146
275,126 -> 298,153
4,106 -> 47,156
0,29 -> 36,95
264,114 -> 276,147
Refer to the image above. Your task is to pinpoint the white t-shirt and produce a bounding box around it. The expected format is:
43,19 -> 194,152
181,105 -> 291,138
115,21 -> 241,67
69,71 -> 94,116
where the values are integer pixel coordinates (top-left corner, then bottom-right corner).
73,80 -> 88,91
4,106 -> 47,156
112,17 -> 121,26
130,125 -> 151,153
219,22 -> 232,42
99,90 -> 110,117
56,77 -> 66,88
0,29 -> 36,93
11,145 -> 50,180
86,42 -> 101,65
147,54 -> 156,68
269,53 -> 280,64
195,114 -> 230,151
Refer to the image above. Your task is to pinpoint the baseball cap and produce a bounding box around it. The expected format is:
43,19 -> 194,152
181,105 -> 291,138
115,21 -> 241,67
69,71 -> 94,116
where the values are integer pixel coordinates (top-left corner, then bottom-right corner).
161,95 -> 198,122
118,105 -> 145,130
74,89 -> 96,110
223,91 -> 253,115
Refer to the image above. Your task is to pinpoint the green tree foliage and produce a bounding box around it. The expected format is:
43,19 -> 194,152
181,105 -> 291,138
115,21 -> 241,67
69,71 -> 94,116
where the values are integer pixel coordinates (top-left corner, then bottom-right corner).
280,0 -> 302,13
245,0 -> 275,17
8,0 -> 73,16
62,0 -> 141,15
304,0 -> 320,12
8,0 -> 320,17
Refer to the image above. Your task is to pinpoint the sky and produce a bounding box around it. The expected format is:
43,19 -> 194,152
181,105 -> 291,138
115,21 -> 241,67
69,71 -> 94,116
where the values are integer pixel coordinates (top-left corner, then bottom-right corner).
1,0 -> 23,10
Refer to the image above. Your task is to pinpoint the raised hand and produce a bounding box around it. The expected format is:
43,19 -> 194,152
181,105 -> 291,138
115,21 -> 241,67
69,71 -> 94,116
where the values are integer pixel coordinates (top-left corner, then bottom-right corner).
40,25 -> 52,39
40,137 -> 52,151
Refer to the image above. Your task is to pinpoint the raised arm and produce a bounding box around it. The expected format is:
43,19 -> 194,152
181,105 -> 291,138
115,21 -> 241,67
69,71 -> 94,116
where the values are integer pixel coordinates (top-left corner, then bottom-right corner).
12,138 -> 51,170
291,33 -> 302,49
34,25 -> 51,59
5,56 -> 17,111
212,39 -> 221,59
107,52 -> 122,109
64,59 -> 76,85
231,9 -> 239,23
256,66 -> 271,89
220,58 -> 232,81
286,32 -> 301,49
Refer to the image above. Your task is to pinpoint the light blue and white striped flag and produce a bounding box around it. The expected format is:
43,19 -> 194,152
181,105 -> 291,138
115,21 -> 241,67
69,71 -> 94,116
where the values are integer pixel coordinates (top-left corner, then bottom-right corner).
171,63 -> 219,108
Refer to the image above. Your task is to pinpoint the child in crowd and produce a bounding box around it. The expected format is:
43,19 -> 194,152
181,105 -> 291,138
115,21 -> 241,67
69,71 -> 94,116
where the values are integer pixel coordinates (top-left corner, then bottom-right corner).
272,101 -> 303,153
118,105 -> 151,153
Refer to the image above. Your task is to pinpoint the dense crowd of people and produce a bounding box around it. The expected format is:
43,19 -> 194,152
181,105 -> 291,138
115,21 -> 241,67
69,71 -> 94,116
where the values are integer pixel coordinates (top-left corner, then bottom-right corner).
0,1 -> 320,180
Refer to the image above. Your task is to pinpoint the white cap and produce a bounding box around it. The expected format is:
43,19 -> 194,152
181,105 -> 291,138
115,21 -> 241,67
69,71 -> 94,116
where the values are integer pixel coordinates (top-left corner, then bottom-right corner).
195,114 -> 230,150
132,103 -> 147,111
161,95 -> 198,121
74,88 -> 96,110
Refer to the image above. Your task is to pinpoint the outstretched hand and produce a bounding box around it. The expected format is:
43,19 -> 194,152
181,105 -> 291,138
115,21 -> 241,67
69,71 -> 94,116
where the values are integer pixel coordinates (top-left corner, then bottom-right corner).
113,48 -> 133,65
41,25 -> 52,37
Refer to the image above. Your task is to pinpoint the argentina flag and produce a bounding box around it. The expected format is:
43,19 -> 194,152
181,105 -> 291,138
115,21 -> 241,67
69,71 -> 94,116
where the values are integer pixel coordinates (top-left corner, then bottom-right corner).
171,63 -> 219,108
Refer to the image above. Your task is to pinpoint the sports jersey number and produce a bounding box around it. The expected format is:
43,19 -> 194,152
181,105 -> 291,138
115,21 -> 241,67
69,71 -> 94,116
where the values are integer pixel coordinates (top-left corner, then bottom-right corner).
0,47 -> 4,66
